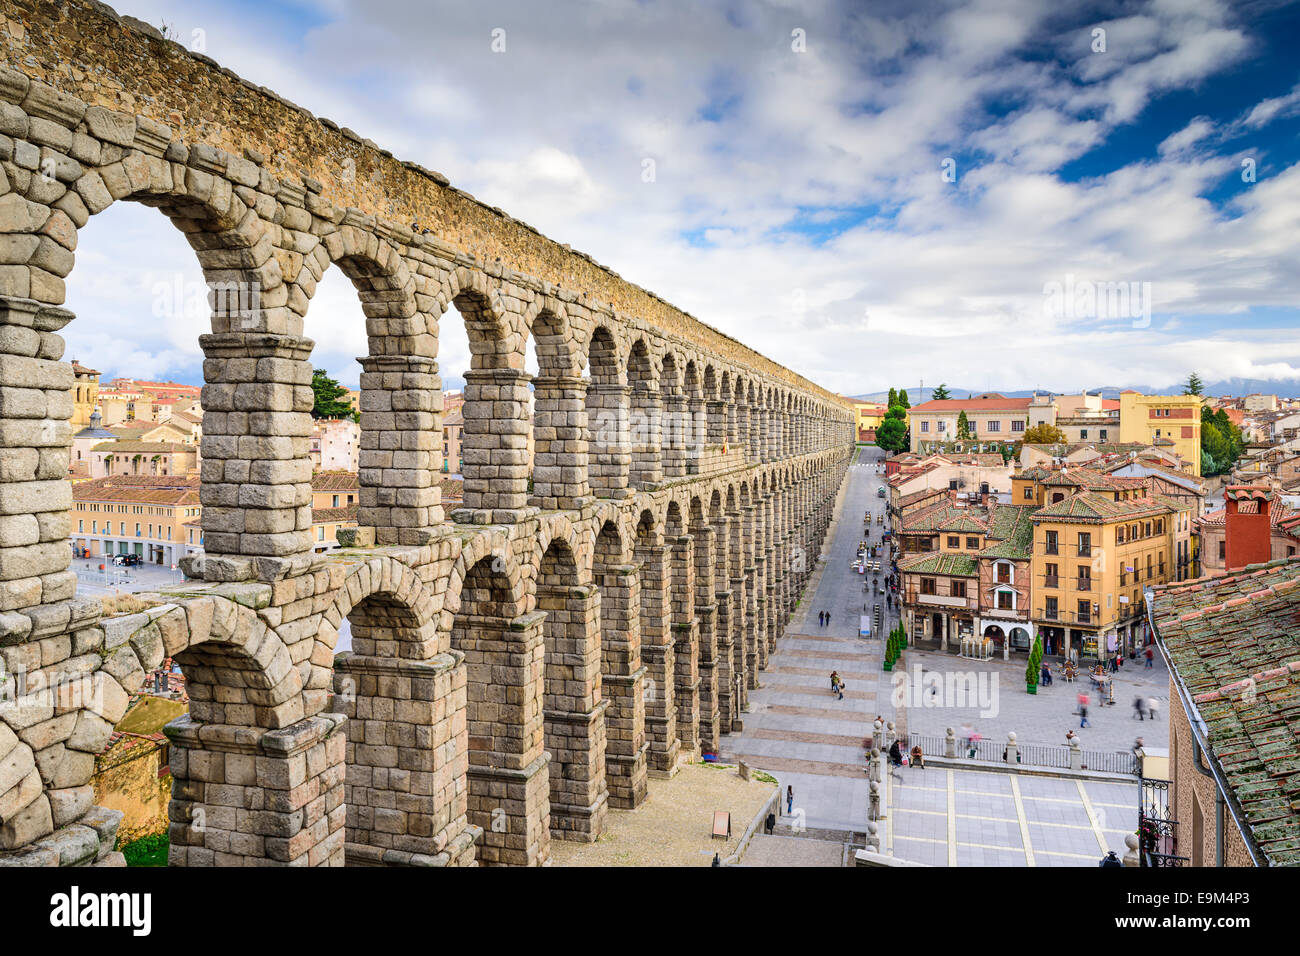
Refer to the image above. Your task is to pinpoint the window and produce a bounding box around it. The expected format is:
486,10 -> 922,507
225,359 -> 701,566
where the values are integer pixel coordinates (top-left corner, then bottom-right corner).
997,590 -> 1013,610
1080,429 -> 1088,440
1077,565 -> 1091,590
947,535 -> 960,548
921,578 -> 936,595
996,563 -> 1011,584
949,480 -> 959,491
952,581 -> 967,598
332,494 -> 339,508
966,536 -> 979,549
1044,563 -> 1059,588
1023,486 -> 1033,500
937,420 -> 947,433
1011,420 -> 1024,433
1045,596 -> 1058,619
1117,526 -> 1126,544
1044,530 -> 1058,555
1100,429 -> 1108,441
1077,599 -> 1092,623
1077,532 -> 1091,557
318,526 -> 325,541
988,420 -> 1001,433
78,520 -> 83,532
920,421 -> 930,433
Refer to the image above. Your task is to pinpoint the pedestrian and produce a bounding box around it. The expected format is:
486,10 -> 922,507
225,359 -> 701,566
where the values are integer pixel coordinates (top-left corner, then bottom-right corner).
818,610 -> 825,627
1041,661 -> 1052,686
786,785 -> 794,815
765,811 -> 776,835
829,670 -> 839,691
1144,646 -> 1154,669
1080,702 -> 1090,729
826,612 -> 831,626
836,680 -> 845,701
1133,696 -> 1146,721
1147,697 -> 1160,722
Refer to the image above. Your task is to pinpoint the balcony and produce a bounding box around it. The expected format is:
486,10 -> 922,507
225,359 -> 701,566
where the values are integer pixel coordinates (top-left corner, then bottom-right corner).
1043,574 -> 1059,589
1034,608 -> 1097,627
1075,578 -> 1092,592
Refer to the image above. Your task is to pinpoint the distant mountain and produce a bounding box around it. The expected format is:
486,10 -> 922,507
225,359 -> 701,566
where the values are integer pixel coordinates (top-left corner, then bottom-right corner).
850,378 -> 1300,403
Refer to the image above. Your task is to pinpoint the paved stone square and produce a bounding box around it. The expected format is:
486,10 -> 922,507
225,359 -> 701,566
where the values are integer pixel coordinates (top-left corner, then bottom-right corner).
893,646 -> 1170,754
886,766 -> 1137,866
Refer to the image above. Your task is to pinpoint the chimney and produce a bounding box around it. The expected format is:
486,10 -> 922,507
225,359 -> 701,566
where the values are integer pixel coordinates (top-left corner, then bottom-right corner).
1224,485 -> 1273,570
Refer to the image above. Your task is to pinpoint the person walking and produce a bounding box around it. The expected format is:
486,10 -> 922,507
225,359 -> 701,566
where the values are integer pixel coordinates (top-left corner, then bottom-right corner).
1080,699 -> 1091,729
825,612 -> 831,627
1144,646 -> 1154,669
1147,696 -> 1160,723
786,785 -> 794,815
1133,696 -> 1146,721
835,679 -> 845,701
829,670 -> 839,691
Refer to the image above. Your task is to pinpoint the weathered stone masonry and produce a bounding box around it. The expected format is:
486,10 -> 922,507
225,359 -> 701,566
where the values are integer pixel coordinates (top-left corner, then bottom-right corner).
0,0 -> 855,866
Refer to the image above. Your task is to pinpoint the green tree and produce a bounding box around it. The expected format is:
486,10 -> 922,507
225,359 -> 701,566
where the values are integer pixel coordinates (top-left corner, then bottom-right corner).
956,410 -> 973,440
931,384 -> 951,401
1022,422 -> 1067,444
1026,636 -> 1043,691
1183,371 -> 1204,396
311,368 -> 354,420
887,387 -> 898,409
897,388 -> 911,409
876,413 -> 908,453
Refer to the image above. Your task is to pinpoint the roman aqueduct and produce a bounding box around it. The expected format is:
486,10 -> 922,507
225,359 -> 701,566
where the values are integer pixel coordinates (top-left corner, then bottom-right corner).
0,0 -> 855,866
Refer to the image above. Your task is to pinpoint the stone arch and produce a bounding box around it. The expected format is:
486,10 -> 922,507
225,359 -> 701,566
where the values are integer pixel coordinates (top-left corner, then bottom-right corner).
537,534 -> 608,840
627,337 -> 661,489
447,548 -> 547,866
527,302 -> 588,509
585,325 -> 629,496
660,350 -> 686,478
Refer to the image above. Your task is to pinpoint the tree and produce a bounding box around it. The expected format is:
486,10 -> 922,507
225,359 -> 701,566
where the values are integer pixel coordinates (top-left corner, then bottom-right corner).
931,383 -> 951,401
896,388 -> 911,409
1022,423 -> 1067,445
1183,372 -> 1204,396
887,387 -> 898,409
876,413 -> 908,453
311,368 -> 354,420
1026,636 -> 1043,692
956,410 -> 973,440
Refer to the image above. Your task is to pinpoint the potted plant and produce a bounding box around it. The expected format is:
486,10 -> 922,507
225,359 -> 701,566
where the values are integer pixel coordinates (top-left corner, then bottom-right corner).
1026,635 -> 1043,695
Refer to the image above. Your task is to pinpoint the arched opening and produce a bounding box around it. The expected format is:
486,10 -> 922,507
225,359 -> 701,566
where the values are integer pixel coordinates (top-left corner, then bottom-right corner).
585,326 -> 627,497
684,360 -> 703,471
661,351 -> 685,478
537,536 -> 607,840
634,508 -> 678,772
449,554 -> 547,865
332,579 -> 471,866
527,307 -> 585,510
439,280 -> 525,515
690,495 -> 719,751
627,338 -> 660,489
302,264 -> 368,550
666,499 -> 698,752
593,520 -> 647,807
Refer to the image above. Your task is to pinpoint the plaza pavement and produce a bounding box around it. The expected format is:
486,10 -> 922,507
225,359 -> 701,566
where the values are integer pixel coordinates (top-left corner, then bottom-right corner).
724,445 -> 1144,866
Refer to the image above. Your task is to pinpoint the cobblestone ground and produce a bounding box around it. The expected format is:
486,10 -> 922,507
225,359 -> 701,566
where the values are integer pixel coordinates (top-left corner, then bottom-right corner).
72,555 -> 187,596
547,763 -> 774,866
722,446 -> 893,834
886,766 -> 1137,866
893,647 -> 1170,754
739,833 -> 847,866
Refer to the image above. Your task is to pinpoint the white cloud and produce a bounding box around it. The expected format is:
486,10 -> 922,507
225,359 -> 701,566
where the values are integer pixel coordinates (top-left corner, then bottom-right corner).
60,0 -> 1300,400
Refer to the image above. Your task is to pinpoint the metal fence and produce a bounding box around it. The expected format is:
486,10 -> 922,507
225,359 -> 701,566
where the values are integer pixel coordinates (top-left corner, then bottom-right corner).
904,732 -> 1138,775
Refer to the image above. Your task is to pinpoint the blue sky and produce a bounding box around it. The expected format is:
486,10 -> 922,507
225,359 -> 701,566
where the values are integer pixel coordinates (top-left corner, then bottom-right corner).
63,0 -> 1300,397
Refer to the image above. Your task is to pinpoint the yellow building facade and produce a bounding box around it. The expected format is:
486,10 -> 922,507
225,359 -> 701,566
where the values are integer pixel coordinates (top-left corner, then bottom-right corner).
1030,492 -> 1176,660
1118,392 -> 1203,476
